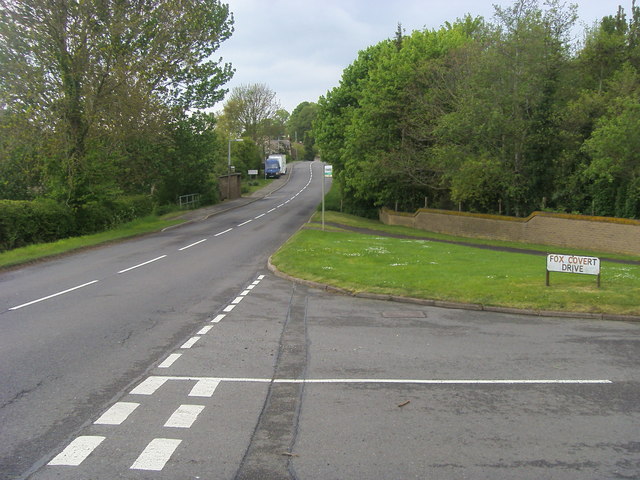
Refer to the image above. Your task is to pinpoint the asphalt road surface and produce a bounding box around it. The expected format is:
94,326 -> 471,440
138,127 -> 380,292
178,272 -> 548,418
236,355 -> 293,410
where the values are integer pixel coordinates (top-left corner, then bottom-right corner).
1,160 -> 639,479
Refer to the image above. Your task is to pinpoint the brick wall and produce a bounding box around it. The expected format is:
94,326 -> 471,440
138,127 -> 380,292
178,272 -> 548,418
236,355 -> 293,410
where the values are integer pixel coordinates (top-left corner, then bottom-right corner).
379,207 -> 640,256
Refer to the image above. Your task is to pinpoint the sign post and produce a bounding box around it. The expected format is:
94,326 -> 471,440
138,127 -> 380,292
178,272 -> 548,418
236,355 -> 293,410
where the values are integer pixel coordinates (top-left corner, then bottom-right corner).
322,165 -> 333,231
546,254 -> 601,287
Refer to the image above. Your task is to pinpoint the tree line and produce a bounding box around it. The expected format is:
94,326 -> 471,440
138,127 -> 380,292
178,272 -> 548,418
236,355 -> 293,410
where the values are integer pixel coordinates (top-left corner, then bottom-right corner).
313,0 -> 640,219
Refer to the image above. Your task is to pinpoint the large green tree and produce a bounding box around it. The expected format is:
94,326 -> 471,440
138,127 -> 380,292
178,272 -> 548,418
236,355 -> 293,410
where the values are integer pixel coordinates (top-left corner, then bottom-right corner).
0,0 -> 234,204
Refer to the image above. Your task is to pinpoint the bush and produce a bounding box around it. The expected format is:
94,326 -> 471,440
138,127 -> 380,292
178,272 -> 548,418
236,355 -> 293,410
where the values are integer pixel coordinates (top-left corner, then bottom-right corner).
75,195 -> 154,234
0,199 -> 74,251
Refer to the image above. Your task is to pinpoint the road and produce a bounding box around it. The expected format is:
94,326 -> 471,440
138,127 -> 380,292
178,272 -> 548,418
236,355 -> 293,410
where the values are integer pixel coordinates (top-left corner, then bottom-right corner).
1,159 -> 639,479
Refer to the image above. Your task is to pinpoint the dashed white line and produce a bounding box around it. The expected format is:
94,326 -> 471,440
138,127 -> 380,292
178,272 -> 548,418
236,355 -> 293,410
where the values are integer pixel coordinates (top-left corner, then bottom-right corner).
9,280 -> 99,311
180,336 -> 200,349
214,228 -> 233,237
130,376 -> 170,395
158,353 -> 182,368
267,208 -> 276,213
254,213 -> 265,219
223,304 -> 236,312
164,404 -> 205,428
188,378 -> 220,397
240,289 -> 250,296
231,296 -> 244,304
178,239 -> 207,251
48,436 -> 105,466
211,314 -> 226,323
197,325 -> 213,335
237,219 -> 252,227
94,402 -> 140,425
130,438 -> 182,471
118,255 -> 167,274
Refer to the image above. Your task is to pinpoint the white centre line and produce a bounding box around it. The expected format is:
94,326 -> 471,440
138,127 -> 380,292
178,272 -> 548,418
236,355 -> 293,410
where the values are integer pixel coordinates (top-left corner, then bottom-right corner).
130,438 -> 182,471
164,404 -> 205,428
158,353 -> 182,369
254,213 -> 265,219
267,208 -> 276,213
197,325 -> 213,335
130,376 -> 170,395
178,239 -> 207,251
189,378 -> 221,397
10,280 -> 99,311
48,436 -> 105,466
180,336 -> 200,349
237,219 -> 252,227
118,255 -> 167,274
94,402 -> 140,425
214,228 -> 233,237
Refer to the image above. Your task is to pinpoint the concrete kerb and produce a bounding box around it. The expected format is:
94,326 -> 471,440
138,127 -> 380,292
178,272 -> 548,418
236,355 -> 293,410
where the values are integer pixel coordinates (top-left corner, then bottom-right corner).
266,257 -> 640,323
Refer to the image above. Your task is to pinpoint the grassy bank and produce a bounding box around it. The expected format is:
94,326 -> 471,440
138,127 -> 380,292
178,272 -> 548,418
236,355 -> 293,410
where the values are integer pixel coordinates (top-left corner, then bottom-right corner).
0,215 -> 182,270
271,212 -> 640,316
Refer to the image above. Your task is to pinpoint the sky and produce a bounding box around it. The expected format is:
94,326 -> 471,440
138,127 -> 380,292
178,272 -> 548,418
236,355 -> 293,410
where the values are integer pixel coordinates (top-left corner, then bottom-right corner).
215,0 -> 627,113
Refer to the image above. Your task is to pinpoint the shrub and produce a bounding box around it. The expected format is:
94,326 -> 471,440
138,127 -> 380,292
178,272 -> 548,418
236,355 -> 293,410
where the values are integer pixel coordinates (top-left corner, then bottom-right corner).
0,199 -> 74,251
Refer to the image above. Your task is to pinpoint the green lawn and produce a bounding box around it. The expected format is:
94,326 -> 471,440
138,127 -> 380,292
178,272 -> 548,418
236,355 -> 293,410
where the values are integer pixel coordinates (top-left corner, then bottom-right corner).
271,212 -> 640,316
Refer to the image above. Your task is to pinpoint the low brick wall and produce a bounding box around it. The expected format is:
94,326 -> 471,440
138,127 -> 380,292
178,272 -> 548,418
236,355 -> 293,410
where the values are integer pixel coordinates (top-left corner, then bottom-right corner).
380,207 -> 640,256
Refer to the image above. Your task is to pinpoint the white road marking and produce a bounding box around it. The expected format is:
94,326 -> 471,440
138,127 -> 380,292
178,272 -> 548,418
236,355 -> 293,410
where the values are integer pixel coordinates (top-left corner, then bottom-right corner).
164,404 -> 205,428
94,402 -> 140,425
237,219 -> 252,227
231,296 -> 244,304
211,314 -> 226,323
197,325 -> 213,335
158,353 -> 182,368
254,213 -> 265,219
118,255 -> 167,274
267,208 -> 276,213
223,304 -> 235,312
130,376 -> 170,395
48,436 -> 105,466
240,289 -> 250,296
189,378 -> 221,397
9,280 -> 100,311
130,438 -> 182,471
178,239 -> 207,251
257,275 -> 265,280
214,228 -> 233,237
246,285 -> 255,290
180,336 -> 200,349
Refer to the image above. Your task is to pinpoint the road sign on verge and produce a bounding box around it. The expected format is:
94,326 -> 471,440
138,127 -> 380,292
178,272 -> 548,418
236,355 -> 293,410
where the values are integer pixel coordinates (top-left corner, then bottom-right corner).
546,254 -> 601,287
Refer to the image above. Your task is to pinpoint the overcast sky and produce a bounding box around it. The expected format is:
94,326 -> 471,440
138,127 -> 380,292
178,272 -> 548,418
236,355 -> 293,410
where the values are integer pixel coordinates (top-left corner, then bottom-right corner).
215,0 -> 626,113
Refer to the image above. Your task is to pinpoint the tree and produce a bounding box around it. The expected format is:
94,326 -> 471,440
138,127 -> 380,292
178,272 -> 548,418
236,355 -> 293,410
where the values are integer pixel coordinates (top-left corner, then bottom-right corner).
288,102 -> 318,160
222,83 -> 280,145
0,0 -> 234,204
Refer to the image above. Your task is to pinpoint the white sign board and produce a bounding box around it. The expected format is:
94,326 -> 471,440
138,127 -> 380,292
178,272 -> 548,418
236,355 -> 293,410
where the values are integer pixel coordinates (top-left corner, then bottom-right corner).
546,254 -> 600,275
248,169 -> 258,175
324,165 -> 333,178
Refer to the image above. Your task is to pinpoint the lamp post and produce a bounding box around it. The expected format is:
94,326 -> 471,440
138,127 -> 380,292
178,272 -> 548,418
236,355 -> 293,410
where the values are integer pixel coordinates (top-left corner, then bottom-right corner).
227,137 -> 243,200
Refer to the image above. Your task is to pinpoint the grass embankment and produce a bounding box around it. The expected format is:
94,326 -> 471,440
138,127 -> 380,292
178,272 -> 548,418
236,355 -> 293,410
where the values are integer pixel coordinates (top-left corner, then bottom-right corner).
0,215 -> 182,270
271,211 -> 640,316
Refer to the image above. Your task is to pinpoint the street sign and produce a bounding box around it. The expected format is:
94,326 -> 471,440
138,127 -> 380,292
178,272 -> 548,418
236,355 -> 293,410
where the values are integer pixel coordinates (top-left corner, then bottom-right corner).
546,254 -> 601,287
324,165 -> 333,178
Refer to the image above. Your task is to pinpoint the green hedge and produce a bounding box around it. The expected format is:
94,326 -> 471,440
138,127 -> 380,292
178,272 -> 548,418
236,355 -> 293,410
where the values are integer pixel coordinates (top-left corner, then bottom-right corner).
0,199 -> 75,251
0,195 -> 155,251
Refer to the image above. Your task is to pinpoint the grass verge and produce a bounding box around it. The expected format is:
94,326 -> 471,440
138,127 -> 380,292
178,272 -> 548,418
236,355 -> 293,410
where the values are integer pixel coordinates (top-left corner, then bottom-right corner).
0,215 -> 182,270
271,212 -> 640,316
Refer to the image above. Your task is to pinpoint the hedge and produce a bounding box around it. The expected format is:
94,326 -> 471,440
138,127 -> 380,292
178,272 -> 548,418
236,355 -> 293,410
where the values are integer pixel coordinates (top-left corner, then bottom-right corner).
0,195 -> 155,252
